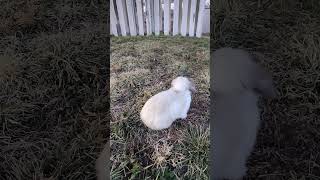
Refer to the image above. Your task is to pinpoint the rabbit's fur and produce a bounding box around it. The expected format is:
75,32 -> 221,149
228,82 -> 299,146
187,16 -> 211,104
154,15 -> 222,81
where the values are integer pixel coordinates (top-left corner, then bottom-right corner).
211,48 -> 276,180
95,141 -> 109,180
140,76 -> 196,130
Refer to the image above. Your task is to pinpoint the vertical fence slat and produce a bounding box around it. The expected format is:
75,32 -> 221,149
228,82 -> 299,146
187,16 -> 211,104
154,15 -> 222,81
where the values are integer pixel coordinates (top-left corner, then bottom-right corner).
179,0 -> 183,32
124,0 -> 130,31
146,0 -> 152,35
126,0 -> 137,36
136,0 -> 144,35
154,0 -> 160,35
189,0 -> 197,37
160,1 -> 163,32
181,0 -> 190,36
146,0 -> 154,35
116,0 -> 128,36
173,0 -> 180,35
110,0 -> 118,36
145,0 -> 150,35
164,0 -> 170,35
196,0 -> 205,37
150,1 -> 155,33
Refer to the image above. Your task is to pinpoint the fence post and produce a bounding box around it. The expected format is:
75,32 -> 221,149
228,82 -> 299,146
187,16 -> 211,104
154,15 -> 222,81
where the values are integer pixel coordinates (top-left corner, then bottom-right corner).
163,0 -> 170,35
160,0 -> 163,32
126,0 -> 137,36
189,0 -> 197,37
181,0 -> 190,36
136,0 -> 145,35
110,0 -> 118,36
146,0 -> 152,35
196,0 -> 206,37
154,0 -> 160,35
116,0 -> 129,36
151,1 -> 155,33
173,0 -> 180,35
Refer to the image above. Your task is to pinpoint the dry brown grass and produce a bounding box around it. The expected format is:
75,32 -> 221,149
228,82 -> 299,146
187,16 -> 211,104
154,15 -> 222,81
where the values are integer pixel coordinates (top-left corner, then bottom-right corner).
110,36 -> 209,179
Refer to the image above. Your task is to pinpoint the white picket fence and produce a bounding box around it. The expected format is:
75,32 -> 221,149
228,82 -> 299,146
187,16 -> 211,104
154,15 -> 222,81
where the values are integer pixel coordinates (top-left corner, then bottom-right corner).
110,0 -> 207,37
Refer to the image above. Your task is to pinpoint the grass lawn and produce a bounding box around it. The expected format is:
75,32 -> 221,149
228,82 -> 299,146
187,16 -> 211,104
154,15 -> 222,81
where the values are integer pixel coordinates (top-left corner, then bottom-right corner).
212,0 -> 320,179
110,36 -> 209,179
0,0 -> 108,179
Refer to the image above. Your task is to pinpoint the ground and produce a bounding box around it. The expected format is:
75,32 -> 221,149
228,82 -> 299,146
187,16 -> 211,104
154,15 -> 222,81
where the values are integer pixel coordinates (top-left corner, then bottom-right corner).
212,0 -> 320,179
110,36 -> 209,179
0,1 -> 108,179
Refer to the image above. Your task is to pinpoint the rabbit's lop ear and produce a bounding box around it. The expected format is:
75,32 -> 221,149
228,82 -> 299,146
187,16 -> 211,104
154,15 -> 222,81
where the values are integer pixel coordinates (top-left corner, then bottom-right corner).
171,78 -> 176,87
189,80 -> 196,92
252,65 -> 277,98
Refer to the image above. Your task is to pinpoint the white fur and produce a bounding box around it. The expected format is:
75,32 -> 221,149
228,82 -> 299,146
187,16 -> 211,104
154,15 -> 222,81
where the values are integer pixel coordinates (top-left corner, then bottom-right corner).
96,141 -> 109,180
140,76 -> 195,130
212,92 -> 260,180
211,48 -> 276,180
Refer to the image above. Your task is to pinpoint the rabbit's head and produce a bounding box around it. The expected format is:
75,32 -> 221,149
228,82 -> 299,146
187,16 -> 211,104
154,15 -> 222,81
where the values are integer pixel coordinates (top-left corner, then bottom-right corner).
171,76 -> 196,92
212,48 -> 276,98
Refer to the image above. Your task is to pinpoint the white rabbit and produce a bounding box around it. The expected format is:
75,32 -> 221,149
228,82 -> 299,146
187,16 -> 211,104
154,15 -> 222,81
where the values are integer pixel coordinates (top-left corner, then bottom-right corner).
95,141 -> 109,180
140,76 -> 196,130
211,48 -> 276,180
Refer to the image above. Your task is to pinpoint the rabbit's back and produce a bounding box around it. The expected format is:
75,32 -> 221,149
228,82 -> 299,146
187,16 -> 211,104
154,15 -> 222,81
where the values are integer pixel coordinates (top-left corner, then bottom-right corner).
96,142 -> 109,180
212,91 -> 260,179
140,90 -> 181,130
141,89 -> 191,130
211,48 -> 276,179
215,92 -> 260,136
